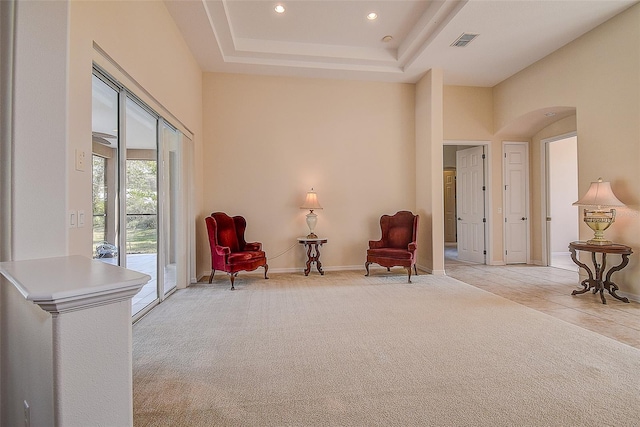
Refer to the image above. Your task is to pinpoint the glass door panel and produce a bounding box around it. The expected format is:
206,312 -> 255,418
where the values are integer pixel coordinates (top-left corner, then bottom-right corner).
160,122 -> 181,295
92,75 -> 120,265
126,97 -> 159,316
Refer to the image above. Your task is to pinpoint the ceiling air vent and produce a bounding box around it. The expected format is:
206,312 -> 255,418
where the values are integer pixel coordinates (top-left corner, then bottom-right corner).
451,33 -> 479,47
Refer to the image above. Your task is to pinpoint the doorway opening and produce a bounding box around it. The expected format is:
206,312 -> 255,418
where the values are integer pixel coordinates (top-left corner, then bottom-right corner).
542,133 -> 579,271
443,141 -> 491,266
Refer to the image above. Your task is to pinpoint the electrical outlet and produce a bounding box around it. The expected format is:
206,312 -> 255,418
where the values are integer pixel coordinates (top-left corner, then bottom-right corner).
24,400 -> 30,427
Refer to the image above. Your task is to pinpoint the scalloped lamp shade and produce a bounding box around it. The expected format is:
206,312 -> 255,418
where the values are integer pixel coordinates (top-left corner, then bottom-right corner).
572,178 -> 625,245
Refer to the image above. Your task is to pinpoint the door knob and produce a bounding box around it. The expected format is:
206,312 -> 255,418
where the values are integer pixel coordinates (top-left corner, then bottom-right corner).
521,217 -> 527,221
457,217 -> 462,221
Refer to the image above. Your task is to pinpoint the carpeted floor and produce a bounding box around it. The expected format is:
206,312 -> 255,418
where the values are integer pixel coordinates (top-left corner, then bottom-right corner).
133,270 -> 640,426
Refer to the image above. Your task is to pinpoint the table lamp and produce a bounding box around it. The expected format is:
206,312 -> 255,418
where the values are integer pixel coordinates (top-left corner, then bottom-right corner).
300,188 -> 323,238
572,178 -> 625,245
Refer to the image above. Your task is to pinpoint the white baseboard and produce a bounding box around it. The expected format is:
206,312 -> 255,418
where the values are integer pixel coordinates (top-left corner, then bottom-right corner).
200,264 -> 434,281
620,291 -> 640,303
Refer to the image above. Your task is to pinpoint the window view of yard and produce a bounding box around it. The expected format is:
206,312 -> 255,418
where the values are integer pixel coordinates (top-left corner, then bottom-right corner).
92,156 -> 157,257
126,159 -> 157,254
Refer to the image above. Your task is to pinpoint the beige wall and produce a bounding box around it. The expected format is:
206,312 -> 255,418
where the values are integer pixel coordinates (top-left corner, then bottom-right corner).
494,4 -> 640,297
416,69 -> 445,274
201,73 -> 416,275
443,86 -> 493,141
68,0 -> 203,257
442,86 -> 500,263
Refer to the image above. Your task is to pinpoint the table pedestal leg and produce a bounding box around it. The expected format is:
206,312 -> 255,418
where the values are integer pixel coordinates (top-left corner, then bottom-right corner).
303,243 -> 324,276
604,254 -> 630,303
569,246 -> 630,304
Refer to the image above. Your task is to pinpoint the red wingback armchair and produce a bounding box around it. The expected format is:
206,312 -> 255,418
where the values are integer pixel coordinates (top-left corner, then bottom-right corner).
365,211 -> 419,283
205,212 -> 268,290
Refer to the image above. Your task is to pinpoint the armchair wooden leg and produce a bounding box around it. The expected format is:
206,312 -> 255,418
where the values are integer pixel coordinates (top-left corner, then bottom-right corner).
365,262 -> 371,277
414,265 -> 418,276
263,263 -> 269,279
229,273 -> 237,290
387,267 -> 391,272
209,270 -> 215,284
407,267 -> 412,284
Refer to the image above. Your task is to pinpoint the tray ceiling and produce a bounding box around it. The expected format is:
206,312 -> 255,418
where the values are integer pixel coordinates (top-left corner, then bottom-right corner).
165,0 -> 638,86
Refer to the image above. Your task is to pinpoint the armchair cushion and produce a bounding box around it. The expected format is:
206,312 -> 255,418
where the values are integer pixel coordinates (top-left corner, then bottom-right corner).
228,251 -> 265,264
367,248 -> 413,260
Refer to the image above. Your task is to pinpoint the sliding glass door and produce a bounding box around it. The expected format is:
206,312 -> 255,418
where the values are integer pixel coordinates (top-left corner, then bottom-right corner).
159,121 -> 182,296
125,97 -> 159,315
91,74 -> 119,262
91,68 -> 185,318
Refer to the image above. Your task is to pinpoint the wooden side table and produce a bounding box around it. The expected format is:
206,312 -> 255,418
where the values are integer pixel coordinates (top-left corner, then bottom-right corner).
568,241 -> 632,304
297,237 -> 327,276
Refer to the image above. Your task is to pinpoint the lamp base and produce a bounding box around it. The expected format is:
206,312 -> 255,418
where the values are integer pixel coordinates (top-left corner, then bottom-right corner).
583,208 -> 615,246
586,238 -> 613,246
305,211 -> 318,240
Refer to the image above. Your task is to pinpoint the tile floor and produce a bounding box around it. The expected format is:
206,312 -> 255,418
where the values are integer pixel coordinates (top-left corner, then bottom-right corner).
444,244 -> 640,349
96,254 -> 176,316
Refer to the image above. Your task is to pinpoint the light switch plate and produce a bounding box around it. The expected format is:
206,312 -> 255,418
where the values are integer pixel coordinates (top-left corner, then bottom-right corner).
69,210 -> 77,228
75,149 -> 86,171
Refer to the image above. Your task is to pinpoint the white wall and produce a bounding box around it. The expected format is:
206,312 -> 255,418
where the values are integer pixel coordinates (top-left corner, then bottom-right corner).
3,3 -> 69,423
2,0 -> 204,424
12,0 -> 69,261
1,285 -> 54,425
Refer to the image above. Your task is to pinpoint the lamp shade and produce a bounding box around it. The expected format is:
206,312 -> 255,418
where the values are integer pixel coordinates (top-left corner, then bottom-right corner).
572,178 -> 625,208
300,188 -> 323,210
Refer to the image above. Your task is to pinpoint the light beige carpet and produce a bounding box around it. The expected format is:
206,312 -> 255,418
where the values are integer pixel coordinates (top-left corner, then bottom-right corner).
133,270 -> 640,426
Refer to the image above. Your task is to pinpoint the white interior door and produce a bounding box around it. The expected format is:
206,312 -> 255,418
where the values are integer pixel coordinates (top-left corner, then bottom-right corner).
456,146 -> 485,263
504,142 -> 529,264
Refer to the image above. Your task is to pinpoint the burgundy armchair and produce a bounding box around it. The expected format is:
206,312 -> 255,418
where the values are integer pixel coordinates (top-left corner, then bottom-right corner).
365,211 -> 419,283
205,212 -> 268,290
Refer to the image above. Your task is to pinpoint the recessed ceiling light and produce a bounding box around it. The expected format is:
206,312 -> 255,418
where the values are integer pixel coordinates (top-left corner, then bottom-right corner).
367,12 -> 378,20
544,112 -> 557,117
381,35 -> 393,43
275,4 -> 285,13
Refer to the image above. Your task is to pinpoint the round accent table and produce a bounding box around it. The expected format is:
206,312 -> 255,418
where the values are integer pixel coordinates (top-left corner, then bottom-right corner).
297,237 -> 327,276
568,241 -> 632,304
